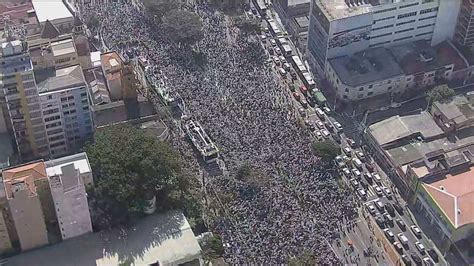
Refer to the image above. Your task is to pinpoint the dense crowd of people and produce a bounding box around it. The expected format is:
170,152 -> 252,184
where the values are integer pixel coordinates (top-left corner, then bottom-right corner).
80,2 -> 357,263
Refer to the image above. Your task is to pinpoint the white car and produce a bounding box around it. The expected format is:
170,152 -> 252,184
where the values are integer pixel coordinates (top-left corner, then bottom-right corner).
342,168 -> 351,176
335,156 -> 345,168
357,188 -> 367,198
351,168 -> 361,178
283,62 -> 291,71
275,47 -> 282,55
350,178 -> 359,187
279,55 -> 286,63
315,131 -> 322,140
415,241 -> 426,254
270,39 -> 277,46
323,106 -> 331,114
334,121 -> 343,132
366,203 -> 376,215
321,129 -> 330,138
356,151 -> 365,161
279,68 -> 287,76
374,185 -> 383,196
343,147 -> 352,157
383,187 -> 393,198
273,56 -> 280,65
384,229 -> 395,241
411,225 -> 422,238
316,121 -> 325,129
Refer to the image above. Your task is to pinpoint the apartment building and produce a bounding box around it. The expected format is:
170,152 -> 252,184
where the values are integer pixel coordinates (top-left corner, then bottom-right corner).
45,152 -> 93,240
37,65 -> 93,157
29,35 -> 80,70
0,40 -> 49,161
0,161 -> 49,252
307,0 -> 461,74
454,0 -> 474,49
0,152 -> 94,254
326,40 -> 468,101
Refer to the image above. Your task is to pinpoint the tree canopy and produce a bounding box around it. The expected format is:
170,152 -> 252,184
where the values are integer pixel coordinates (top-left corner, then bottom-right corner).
312,140 -> 340,163
143,0 -> 179,20
427,84 -> 455,104
162,10 -> 204,46
85,125 -> 186,228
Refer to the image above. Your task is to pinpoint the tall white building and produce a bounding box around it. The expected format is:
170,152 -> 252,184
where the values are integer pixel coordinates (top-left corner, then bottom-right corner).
37,64 -> 93,157
307,0 -> 461,74
45,152 -> 93,240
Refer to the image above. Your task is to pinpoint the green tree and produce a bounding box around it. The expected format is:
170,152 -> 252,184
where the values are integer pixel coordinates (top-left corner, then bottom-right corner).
86,16 -> 99,29
203,234 -> 224,260
85,125 -> 184,228
162,10 -> 204,46
427,84 -> 455,105
312,140 -> 340,163
143,0 -> 179,21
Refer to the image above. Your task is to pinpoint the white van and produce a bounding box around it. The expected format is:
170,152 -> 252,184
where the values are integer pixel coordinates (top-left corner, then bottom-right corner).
374,173 -> 382,184
315,108 -> 325,118
353,158 -> 363,169
397,233 -> 409,246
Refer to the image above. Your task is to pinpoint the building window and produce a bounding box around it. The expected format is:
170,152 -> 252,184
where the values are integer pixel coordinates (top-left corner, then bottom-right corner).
398,12 -> 417,19
388,86 -> 393,90
396,20 -> 415,26
369,84 -> 373,89
374,7 -> 397,14
368,91 -> 374,96
359,87 -> 364,91
345,88 -> 349,92
419,15 -> 437,21
420,7 -> 438,14
395,28 -> 414,34
399,2 -> 419,9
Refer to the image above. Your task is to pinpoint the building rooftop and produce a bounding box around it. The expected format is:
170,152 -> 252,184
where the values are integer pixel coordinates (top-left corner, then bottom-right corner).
84,67 -> 111,105
315,0 -> 374,20
369,111 -> 444,147
288,0 -> 310,6
329,47 -> 403,87
389,40 -> 468,75
101,51 -> 123,73
1,161 -> 47,199
422,166 -> 474,228
293,15 -> 310,29
7,211 -> 202,266
37,65 -> 85,93
45,152 -> 91,180
32,0 -> 73,23
433,93 -> 474,125
51,38 -> 76,57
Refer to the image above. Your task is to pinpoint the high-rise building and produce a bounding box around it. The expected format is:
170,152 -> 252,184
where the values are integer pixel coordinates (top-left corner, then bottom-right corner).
454,0 -> 474,49
307,0 -> 461,74
0,40 -> 49,161
37,65 -> 93,157
45,152 -> 93,240
1,161 -> 49,251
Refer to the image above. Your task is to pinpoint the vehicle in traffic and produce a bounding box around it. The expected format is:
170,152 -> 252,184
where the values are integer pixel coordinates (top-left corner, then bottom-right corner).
364,172 -> 373,183
394,202 -> 404,215
322,106 -> 331,114
427,249 -> 439,262
366,203 -> 376,215
384,212 -> 394,227
315,131 -> 322,140
394,220 -> 408,235
411,253 -> 422,265
278,55 -> 286,63
398,233 -> 409,247
357,188 -> 367,199
373,173 -> 382,184
283,62 -> 291,71
356,151 -> 366,162
384,229 -> 395,241
316,120 -> 324,129
383,187 -> 393,198
353,158 -> 363,170
375,216 -> 385,228
374,185 -> 383,196
273,56 -> 280,65
385,203 -> 395,216
334,121 -> 343,132
347,138 -> 356,148
343,147 -> 352,157
300,99 -> 308,108
415,242 -> 425,254
325,121 -> 334,132
422,257 -> 434,266
270,39 -> 277,46
350,178 -> 359,187
299,85 -> 308,95
375,200 -> 385,211
411,225 -> 422,238
321,129 -> 330,138
401,254 -> 412,265
275,47 -> 282,55
352,168 -> 361,178
315,108 -> 325,118
393,241 -> 403,254
341,169 -> 351,179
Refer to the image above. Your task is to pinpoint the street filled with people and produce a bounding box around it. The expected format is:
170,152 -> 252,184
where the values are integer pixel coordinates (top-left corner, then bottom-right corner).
80,2 -> 358,263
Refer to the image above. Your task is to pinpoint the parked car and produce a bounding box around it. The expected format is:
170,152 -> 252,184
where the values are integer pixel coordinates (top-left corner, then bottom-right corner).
293,92 -> 301,101
273,56 -> 280,65
375,200 -> 385,211
350,178 -> 359,187
364,172 -> 373,183
383,187 -> 393,198
415,242 -> 426,254
270,39 -> 277,46
385,203 -> 395,216
401,254 -> 412,266
422,257 -> 434,266
322,106 -> 331,114
298,107 -> 306,117
353,158 -> 363,169
374,185 -> 383,196
375,216 -> 385,228
316,120 -> 324,129
384,213 -> 394,227
347,138 -> 356,148
411,253 -> 422,265
396,219 -> 406,231
366,203 -> 376,215
394,202 -> 404,215
315,131 -> 322,140
321,129 -> 330,138
356,151 -> 366,162
398,233 -> 409,247
373,173 -> 382,184
427,249 -> 439,262
411,225 -> 422,238
393,241 -> 403,254
352,169 -> 361,178
357,188 -> 367,199
343,147 -> 352,157
334,121 -> 343,132
300,99 -> 308,108
384,229 -> 395,242
342,168 -> 351,177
